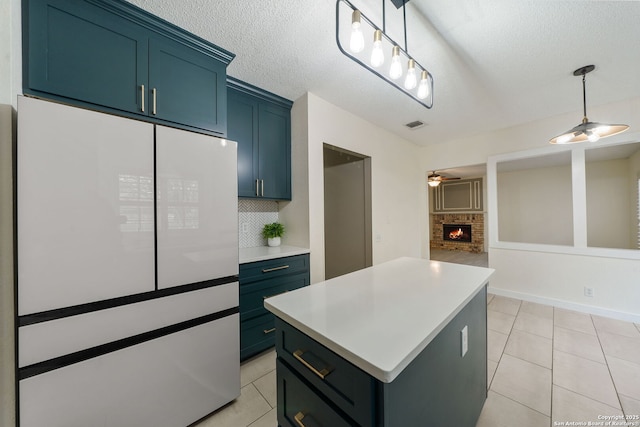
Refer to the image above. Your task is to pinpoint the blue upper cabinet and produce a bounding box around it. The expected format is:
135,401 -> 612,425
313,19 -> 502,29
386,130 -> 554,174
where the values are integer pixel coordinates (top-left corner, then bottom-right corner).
227,78 -> 292,200
23,0 -> 234,136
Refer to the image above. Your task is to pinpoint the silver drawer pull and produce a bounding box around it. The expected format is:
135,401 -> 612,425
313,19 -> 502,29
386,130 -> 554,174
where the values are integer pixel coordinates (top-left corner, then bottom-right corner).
263,327 -> 276,334
263,290 -> 289,300
152,88 -> 157,115
293,349 -> 333,380
140,84 -> 145,112
262,265 -> 289,273
294,411 -> 307,427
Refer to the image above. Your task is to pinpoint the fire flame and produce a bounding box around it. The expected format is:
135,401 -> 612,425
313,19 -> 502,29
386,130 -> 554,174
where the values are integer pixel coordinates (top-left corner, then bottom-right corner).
449,228 -> 464,240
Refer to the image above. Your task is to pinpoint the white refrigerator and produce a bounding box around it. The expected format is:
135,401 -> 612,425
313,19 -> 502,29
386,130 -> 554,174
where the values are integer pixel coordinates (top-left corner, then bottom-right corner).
17,96 -> 240,427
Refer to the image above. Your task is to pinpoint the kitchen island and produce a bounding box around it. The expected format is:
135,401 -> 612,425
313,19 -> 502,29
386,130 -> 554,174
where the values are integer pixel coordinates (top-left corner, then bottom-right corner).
264,257 -> 495,427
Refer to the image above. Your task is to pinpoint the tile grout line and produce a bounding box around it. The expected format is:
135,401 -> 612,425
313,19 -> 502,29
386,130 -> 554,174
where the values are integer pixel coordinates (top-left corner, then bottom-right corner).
590,314 -> 627,417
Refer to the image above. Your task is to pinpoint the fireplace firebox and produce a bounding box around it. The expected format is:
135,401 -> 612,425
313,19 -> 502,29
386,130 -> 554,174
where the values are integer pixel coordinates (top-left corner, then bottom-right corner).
443,224 -> 472,242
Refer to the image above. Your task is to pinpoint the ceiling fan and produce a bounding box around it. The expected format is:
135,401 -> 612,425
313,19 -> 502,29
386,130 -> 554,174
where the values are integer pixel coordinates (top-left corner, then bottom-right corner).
427,171 -> 460,187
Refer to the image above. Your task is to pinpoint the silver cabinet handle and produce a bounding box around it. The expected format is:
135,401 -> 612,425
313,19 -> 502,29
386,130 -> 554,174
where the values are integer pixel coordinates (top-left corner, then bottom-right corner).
263,328 -> 276,334
140,85 -> 145,112
261,179 -> 264,197
255,179 -> 260,197
152,88 -> 157,115
262,265 -> 289,273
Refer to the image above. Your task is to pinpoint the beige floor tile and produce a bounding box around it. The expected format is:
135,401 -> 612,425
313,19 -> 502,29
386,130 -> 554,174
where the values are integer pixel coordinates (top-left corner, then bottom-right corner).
488,310 -> 516,335
488,359 -> 498,389
619,394 -> 640,418
552,385 -> 623,425
554,308 -> 596,336
504,329 -> 552,368
488,329 -> 509,362
598,331 -> 640,365
488,296 -> 522,316
520,301 -> 554,319
487,293 -> 495,305
553,326 -> 606,364
475,391 -> 550,427
491,354 -> 552,416
553,350 -> 621,409
240,349 -> 276,387
606,355 -> 640,401
513,311 -> 553,339
253,370 -> 277,408
593,316 -> 640,338
196,384 -> 271,427
247,407 -> 277,427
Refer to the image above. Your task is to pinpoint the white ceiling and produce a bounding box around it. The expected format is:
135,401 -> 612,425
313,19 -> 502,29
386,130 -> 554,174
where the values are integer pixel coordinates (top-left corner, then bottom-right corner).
127,0 -> 640,148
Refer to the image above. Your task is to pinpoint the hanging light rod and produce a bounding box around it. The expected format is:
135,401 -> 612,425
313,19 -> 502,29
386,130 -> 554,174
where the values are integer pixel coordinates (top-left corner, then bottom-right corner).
336,0 -> 434,109
550,65 -> 629,144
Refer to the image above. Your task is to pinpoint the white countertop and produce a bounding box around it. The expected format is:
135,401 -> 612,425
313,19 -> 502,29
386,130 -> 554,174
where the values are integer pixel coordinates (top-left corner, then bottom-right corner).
264,257 -> 495,383
239,245 -> 310,264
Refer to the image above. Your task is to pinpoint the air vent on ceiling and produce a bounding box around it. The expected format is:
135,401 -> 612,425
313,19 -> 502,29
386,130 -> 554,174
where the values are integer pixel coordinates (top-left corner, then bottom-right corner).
405,120 -> 425,130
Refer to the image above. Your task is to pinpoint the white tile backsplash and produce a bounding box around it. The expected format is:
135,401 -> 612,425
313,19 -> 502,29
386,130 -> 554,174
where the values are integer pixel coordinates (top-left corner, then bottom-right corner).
238,199 -> 279,248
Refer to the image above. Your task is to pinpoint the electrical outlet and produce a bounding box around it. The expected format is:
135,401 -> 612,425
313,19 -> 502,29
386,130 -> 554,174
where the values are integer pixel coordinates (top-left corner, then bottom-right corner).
461,325 -> 468,357
584,287 -> 594,297
241,223 -> 249,233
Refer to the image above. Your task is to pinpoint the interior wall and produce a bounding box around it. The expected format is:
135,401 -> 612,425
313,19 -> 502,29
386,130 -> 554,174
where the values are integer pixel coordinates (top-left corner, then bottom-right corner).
586,158 -> 632,249
497,165 -> 573,245
422,96 -> 640,320
629,150 -> 640,248
284,93 -> 424,284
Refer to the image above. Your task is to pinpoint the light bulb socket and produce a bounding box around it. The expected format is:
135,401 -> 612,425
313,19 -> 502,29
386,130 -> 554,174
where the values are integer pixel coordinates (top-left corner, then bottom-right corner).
352,9 -> 361,26
407,58 -> 416,70
420,70 -> 428,81
391,45 -> 400,57
373,29 -> 382,43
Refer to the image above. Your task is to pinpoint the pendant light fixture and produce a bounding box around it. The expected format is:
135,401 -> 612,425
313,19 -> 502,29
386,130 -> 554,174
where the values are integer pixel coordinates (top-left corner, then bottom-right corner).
336,0 -> 434,109
550,65 -> 629,144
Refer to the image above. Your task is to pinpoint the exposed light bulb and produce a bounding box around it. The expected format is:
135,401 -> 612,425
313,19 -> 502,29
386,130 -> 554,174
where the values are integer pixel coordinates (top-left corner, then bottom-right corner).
587,131 -> 600,142
370,30 -> 384,67
404,59 -> 417,90
389,46 -> 402,80
349,10 -> 365,53
555,133 -> 575,144
417,70 -> 430,100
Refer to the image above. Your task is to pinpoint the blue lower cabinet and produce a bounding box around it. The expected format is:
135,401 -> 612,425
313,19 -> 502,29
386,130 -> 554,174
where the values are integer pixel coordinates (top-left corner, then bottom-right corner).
239,254 -> 309,361
274,287 -> 488,427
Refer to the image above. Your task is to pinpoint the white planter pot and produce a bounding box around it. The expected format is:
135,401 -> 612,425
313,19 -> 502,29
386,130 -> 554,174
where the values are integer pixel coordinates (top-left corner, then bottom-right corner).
267,237 -> 281,247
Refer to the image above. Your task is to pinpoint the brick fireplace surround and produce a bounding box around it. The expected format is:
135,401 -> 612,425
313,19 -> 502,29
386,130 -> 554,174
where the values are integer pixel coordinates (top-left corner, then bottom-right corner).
431,213 -> 484,253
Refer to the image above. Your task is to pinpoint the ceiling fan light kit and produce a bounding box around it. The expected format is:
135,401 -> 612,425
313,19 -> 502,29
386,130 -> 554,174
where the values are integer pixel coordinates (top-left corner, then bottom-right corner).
550,65 -> 629,144
427,171 -> 460,187
336,0 -> 434,109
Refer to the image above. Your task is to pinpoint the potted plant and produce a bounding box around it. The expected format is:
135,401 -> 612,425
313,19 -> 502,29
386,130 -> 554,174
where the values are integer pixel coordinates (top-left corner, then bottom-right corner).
262,222 -> 285,247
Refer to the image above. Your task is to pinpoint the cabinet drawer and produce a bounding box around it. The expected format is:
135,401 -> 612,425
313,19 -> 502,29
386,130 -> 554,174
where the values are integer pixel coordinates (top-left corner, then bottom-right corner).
240,314 -> 276,361
240,272 -> 308,321
277,358 -> 354,427
275,318 -> 375,427
239,254 -> 309,284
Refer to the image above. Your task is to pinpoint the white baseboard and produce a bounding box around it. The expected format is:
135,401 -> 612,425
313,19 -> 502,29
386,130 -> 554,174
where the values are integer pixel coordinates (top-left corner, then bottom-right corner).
487,286 -> 640,324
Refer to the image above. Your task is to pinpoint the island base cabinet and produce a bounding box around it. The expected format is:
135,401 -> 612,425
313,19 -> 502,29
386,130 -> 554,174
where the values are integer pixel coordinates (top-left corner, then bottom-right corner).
274,287 -> 487,427
277,359 -> 355,427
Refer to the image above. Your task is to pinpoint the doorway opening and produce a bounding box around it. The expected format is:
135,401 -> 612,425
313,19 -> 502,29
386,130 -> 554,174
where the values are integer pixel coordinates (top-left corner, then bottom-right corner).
323,144 -> 372,280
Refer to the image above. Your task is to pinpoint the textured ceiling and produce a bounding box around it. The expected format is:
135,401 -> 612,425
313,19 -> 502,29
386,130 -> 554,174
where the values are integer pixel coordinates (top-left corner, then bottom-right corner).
127,0 -> 640,147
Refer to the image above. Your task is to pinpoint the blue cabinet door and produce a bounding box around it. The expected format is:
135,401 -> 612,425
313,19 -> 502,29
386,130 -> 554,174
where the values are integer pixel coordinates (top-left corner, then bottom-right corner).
227,88 -> 260,198
258,102 -> 291,200
149,36 -> 227,135
25,0 -> 148,114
